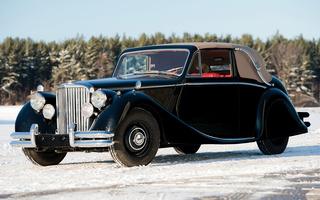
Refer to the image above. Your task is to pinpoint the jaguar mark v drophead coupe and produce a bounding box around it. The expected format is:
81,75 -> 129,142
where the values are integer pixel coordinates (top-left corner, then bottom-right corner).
11,43 -> 310,167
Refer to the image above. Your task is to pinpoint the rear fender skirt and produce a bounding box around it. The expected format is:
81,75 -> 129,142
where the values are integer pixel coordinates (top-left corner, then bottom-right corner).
256,88 -> 308,140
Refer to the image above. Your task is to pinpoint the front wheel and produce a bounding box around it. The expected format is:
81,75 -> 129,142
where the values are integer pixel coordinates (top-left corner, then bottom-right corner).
23,148 -> 67,166
256,137 -> 289,155
110,108 -> 160,167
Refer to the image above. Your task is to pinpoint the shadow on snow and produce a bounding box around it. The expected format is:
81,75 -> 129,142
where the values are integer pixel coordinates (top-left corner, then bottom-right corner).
60,145 -> 320,167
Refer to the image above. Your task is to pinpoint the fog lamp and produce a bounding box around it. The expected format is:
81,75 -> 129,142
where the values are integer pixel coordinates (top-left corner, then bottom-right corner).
81,103 -> 94,118
43,104 -> 55,120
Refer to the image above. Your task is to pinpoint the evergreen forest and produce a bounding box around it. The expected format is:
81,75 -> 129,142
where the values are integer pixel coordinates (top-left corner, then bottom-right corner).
0,32 -> 320,106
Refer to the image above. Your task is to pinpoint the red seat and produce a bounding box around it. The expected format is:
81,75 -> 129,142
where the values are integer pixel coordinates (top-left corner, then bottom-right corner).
202,73 -> 230,77
191,73 -> 231,77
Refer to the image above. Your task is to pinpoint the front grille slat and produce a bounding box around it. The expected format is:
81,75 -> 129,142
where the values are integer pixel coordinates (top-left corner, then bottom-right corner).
57,85 -> 90,134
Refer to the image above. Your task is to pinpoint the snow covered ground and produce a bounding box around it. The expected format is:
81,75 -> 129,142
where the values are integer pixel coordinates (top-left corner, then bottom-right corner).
0,106 -> 319,199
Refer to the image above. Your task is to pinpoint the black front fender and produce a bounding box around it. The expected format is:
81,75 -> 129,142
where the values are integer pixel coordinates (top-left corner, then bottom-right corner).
15,92 -> 57,133
256,88 -> 308,139
91,90 -> 162,132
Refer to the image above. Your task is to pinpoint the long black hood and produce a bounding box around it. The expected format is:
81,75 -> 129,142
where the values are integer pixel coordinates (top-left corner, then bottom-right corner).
75,75 -> 180,90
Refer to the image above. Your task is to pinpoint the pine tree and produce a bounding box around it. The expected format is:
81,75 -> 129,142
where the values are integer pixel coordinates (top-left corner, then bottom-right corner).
85,36 -> 102,79
108,35 -> 121,66
0,33 -> 320,106
239,34 -> 254,48
270,42 -> 318,106
204,33 -> 218,42
182,32 -> 192,42
152,32 -> 167,45
138,33 -> 149,47
0,38 -> 24,104
121,34 -> 135,50
167,33 -> 181,43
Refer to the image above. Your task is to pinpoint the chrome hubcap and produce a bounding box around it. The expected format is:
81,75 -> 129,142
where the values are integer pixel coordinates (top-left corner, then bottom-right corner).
128,127 -> 147,151
133,132 -> 145,146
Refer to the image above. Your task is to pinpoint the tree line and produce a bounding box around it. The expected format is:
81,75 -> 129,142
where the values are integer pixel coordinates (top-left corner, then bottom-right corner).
0,32 -> 319,106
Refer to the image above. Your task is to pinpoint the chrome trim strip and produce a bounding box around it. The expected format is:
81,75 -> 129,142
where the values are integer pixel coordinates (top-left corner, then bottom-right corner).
177,82 -> 267,89
137,84 -> 177,90
177,121 -> 256,142
235,48 -> 273,87
108,84 -> 178,91
238,82 -> 267,89
119,81 -> 267,91
181,82 -> 238,86
199,131 -> 255,142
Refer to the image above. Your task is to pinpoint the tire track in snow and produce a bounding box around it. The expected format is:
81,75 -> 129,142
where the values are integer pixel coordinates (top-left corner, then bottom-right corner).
1,169 -> 320,199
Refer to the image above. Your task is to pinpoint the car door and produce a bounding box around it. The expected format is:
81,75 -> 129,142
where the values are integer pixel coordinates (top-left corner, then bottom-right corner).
238,79 -> 267,138
177,49 -> 239,139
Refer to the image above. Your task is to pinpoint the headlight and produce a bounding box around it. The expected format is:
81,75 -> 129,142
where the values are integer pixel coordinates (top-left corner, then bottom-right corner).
91,90 -> 107,109
30,93 -> 46,112
43,104 -> 55,119
81,103 -> 94,118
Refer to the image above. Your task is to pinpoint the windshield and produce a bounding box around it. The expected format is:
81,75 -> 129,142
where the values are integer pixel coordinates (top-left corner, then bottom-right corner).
113,49 -> 189,77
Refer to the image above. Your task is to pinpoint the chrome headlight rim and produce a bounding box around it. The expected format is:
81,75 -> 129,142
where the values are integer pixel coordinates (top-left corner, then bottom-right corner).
91,90 -> 107,110
30,93 -> 46,112
43,104 -> 55,120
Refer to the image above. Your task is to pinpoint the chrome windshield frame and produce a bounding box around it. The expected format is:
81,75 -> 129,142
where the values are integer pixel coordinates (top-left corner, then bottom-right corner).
112,48 -> 190,78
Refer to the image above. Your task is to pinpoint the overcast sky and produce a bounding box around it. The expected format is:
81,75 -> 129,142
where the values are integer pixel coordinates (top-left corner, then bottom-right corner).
0,0 -> 319,43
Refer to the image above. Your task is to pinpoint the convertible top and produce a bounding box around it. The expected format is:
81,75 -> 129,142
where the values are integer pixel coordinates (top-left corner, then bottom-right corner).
166,42 -> 272,84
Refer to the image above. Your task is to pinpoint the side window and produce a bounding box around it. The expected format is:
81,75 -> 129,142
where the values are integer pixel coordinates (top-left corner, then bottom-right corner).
188,52 -> 200,75
200,50 -> 232,77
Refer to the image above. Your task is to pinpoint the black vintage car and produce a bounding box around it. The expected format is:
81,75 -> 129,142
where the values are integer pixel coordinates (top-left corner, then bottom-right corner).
11,43 -> 310,167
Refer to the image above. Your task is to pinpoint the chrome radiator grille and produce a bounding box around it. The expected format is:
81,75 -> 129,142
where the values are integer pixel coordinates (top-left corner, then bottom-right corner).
56,84 -> 91,134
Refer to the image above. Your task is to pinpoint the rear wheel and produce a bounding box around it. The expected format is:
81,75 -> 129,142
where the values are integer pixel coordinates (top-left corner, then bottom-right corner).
22,148 -> 67,166
257,137 -> 289,155
174,144 -> 201,154
110,108 -> 160,167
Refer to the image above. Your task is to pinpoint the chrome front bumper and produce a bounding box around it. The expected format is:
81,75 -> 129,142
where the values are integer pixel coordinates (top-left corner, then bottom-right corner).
10,123 -> 114,148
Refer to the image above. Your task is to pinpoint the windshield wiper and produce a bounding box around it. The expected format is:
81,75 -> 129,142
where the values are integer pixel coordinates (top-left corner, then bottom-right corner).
127,70 -> 179,77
